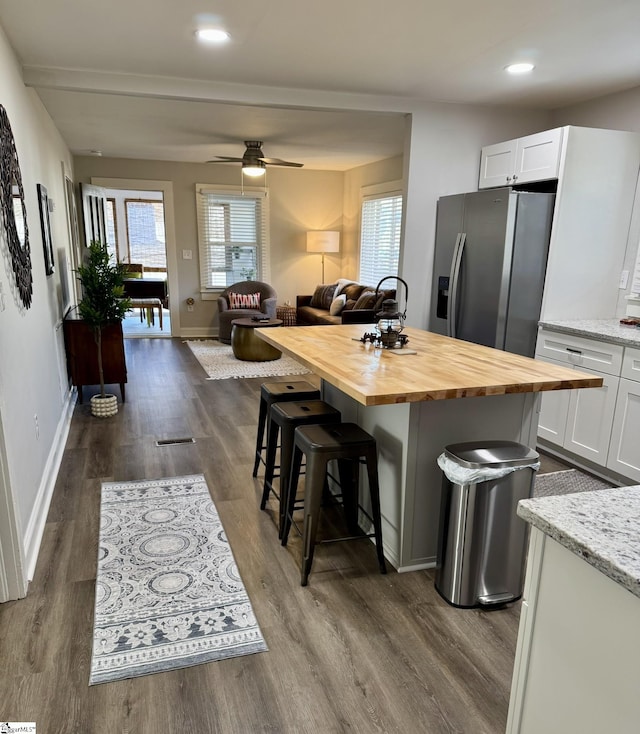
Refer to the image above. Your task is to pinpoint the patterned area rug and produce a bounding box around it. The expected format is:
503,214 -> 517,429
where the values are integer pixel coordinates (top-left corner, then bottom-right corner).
186,341 -> 311,380
533,469 -> 613,498
90,475 -> 267,685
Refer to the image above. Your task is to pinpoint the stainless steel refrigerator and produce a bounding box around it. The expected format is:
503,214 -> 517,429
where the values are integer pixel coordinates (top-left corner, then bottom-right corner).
429,187 -> 555,357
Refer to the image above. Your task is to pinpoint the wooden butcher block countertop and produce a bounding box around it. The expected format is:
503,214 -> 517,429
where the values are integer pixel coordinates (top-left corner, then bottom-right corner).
257,325 -> 602,407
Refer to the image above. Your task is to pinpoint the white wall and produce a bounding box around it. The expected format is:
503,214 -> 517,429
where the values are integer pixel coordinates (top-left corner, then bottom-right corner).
73,157 -> 345,332
342,105 -> 552,329
401,102 -> 551,328
343,155 -> 404,281
0,23 -> 76,586
552,85 -> 640,316
75,100 -> 553,335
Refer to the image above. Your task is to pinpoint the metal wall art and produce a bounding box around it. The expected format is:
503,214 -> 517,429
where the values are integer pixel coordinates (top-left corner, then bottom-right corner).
0,104 -> 32,307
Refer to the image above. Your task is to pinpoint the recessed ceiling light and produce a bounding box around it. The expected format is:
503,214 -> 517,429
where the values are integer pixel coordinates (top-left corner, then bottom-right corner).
196,28 -> 230,43
505,62 -> 535,74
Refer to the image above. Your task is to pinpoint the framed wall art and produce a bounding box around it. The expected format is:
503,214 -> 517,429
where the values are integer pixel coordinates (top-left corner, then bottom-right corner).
37,183 -> 55,276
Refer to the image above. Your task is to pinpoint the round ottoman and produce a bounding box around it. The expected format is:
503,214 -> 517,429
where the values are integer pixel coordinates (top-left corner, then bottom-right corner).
231,318 -> 283,361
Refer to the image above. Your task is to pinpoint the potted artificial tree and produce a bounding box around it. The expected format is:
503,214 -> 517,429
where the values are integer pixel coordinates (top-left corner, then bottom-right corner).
76,241 -> 131,417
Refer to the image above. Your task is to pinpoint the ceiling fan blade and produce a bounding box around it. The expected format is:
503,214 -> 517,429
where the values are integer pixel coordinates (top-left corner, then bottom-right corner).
260,157 -> 303,168
206,156 -> 245,163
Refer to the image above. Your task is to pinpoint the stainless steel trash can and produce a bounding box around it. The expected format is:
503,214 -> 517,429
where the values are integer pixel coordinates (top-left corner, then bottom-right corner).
435,440 -> 539,608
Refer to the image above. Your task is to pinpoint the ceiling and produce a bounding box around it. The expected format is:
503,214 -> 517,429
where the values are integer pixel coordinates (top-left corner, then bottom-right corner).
1,0 -> 639,170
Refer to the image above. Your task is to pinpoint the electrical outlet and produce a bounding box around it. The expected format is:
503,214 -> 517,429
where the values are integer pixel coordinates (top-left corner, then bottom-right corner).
34,414 -> 39,440
619,270 -> 630,289
182,249 -> 193,260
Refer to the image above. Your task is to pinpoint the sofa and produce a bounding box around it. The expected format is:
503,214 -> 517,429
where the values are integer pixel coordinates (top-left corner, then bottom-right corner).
296,280 -> 396,326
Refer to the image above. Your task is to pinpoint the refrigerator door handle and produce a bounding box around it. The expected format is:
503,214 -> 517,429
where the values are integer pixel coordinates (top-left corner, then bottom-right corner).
448,232 -> 466,338
447,233 -> 462,337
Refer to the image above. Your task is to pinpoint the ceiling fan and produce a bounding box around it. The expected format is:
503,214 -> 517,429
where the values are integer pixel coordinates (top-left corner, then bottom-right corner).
206,140 -> 303,176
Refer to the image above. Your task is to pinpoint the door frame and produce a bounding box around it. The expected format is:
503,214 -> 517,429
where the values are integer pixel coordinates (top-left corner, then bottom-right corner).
92,178 -> 179,336
0,408 -> 27,602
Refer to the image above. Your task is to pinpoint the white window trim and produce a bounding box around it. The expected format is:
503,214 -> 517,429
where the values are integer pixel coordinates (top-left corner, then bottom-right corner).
195,184 -> 270,300
361,180 -> 403,200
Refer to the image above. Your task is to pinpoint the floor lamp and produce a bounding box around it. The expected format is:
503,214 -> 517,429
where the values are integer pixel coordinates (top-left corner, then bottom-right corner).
306,231 -> 340,283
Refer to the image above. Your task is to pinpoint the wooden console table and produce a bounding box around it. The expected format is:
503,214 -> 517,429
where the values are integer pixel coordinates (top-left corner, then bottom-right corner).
63,312 -> 127,403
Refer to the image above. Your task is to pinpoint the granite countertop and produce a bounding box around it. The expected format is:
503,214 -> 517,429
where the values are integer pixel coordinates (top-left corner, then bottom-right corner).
539,318 -> 640,347
518,486 -> 640,598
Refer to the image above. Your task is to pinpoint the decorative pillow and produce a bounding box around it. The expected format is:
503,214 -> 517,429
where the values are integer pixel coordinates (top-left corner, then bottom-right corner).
342,283 -> 366,302
374,288 -> 396,310
353,290 -> 378,310
334,279 -> 357,298
310,284 -> 337,310
329,294 -> 347,316
342,299 -> 357,312
228,291 -> 261,309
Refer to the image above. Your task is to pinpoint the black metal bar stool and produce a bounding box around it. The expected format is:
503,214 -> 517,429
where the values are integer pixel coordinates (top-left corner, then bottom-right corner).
283,422 -> 387,586
252,381 -> 320,477
261,400 -> 341,537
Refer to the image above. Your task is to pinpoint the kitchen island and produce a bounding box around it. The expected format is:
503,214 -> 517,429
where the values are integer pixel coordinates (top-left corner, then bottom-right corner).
258,325 -> 601,570
507,486 -> 640,733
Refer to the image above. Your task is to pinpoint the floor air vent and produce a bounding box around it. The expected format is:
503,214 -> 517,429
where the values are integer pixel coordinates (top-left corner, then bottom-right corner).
155,437 -> 195,447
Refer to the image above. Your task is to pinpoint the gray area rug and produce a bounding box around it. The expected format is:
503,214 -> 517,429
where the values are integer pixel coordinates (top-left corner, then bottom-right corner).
90,474 -> 267,685
533,469 -> 613,498
186,340 -> 311,380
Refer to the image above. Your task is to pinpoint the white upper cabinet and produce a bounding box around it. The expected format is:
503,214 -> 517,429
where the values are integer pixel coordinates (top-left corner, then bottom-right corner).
478,139 -> 516,189
479,128 -> 563,189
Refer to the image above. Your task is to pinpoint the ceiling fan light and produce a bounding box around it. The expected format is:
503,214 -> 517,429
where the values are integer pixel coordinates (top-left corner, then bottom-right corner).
242,163 -> 266,177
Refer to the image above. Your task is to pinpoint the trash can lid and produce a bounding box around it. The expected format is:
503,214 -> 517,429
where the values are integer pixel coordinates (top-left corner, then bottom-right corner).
444,440 -> 539,469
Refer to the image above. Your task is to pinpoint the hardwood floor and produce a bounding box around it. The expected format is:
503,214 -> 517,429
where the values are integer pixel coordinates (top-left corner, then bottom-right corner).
1,338 -> 524,733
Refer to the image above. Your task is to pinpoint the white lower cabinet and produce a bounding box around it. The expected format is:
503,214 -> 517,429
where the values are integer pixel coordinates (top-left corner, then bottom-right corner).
607,377 -> 640,482
564,371 -> 618,463
507,529 -> 639,733
536,354 -> 618,464
537,357 -> 570,444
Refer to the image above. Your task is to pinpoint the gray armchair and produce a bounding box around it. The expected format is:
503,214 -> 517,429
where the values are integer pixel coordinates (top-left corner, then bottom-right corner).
217,280 -> 277,343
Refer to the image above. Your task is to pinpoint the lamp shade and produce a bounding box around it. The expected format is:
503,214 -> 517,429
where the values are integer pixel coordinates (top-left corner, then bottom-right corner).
306,230 -> 340,253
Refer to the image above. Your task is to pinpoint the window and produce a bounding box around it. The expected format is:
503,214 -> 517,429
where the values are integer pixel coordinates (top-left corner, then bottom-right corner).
102,194 -> 167,274
196,186 -> 270,294
358,186 -> 403,286
124,199 -> 166,272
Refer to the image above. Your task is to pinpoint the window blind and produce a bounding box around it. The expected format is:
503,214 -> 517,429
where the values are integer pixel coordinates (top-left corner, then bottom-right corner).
196,186 -> 270,292
359,193 -> 403,286
125,200 -> 166,271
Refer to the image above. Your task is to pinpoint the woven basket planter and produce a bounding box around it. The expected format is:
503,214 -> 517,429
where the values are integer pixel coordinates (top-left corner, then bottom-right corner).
90,394 -> 118,418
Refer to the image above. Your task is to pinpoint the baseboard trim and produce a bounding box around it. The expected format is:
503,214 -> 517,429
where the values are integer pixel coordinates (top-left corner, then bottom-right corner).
23,387 -> 77,582
179,327 -> 217,339
397,558 -> 437,573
